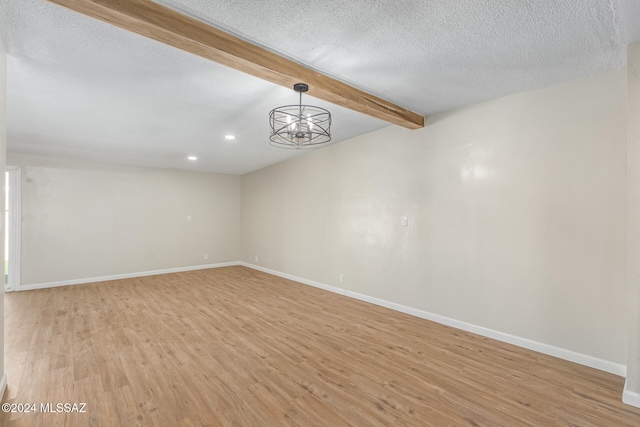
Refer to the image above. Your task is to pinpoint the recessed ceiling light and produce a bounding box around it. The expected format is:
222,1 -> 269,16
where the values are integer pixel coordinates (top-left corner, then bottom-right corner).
188,156 -> 197,161
225,135 -> 236,140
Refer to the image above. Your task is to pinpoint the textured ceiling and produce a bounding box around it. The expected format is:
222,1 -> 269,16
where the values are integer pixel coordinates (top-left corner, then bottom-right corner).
1,0 -> 639,174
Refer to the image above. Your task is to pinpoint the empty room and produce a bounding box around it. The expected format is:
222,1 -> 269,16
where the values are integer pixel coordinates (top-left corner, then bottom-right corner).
2,0 -> 640,425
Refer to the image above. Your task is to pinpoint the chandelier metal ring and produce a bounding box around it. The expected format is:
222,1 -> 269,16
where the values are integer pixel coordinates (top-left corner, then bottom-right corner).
269,83 -> 332,149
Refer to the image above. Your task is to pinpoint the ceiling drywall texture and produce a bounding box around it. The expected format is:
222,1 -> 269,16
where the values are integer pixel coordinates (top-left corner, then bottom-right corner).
0,0 -> 638,174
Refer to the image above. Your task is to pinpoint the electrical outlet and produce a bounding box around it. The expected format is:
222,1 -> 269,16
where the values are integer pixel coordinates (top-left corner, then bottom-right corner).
187,215 -> 192,222
255,255 -> 258,262
204,254 -> 209,260
339,273 -> 344,283
401,216 -> 409,227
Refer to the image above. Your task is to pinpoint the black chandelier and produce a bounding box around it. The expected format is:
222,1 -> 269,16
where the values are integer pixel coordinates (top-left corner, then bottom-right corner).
269,83 -> 332,149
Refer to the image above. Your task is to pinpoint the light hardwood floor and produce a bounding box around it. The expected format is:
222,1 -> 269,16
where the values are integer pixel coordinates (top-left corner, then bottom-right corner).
1,266 -> 639,426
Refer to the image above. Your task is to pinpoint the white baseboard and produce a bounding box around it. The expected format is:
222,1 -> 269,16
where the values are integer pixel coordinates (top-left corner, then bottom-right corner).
345,290 -> 626,376
18,262 -> 239,292
0,372 -> 7,402
240,262 -> 626,377
238,262 -> 347,296
17,261 -> 628,378
623,380 -> 640,408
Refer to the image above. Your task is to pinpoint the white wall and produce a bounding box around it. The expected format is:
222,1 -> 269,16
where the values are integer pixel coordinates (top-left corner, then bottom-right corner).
241,69 -> 628,367
8,154 -> 241,286
625,43 -> 640,405
0,35 -> 7,396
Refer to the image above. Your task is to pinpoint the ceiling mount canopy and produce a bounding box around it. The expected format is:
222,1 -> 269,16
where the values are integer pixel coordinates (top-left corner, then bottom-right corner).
269,83 -> 331,149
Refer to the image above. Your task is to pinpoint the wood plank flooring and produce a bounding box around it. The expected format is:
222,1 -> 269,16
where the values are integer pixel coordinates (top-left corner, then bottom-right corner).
1,265 -> 639,426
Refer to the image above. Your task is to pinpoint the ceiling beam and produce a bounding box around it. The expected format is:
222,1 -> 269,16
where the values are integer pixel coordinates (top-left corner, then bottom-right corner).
46,0 -> 424,129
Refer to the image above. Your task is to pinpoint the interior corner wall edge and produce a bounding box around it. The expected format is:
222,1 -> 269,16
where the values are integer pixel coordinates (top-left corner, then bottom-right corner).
7,153 -> 242,286
240,69 -> 629,369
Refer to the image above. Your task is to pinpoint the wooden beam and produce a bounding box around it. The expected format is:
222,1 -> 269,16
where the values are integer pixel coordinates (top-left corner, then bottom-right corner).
46,0 -> 424,129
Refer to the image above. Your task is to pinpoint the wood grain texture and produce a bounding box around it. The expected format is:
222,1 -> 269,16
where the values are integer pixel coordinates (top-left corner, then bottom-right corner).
45,0 -> 425,130
2,265 -> 639,426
